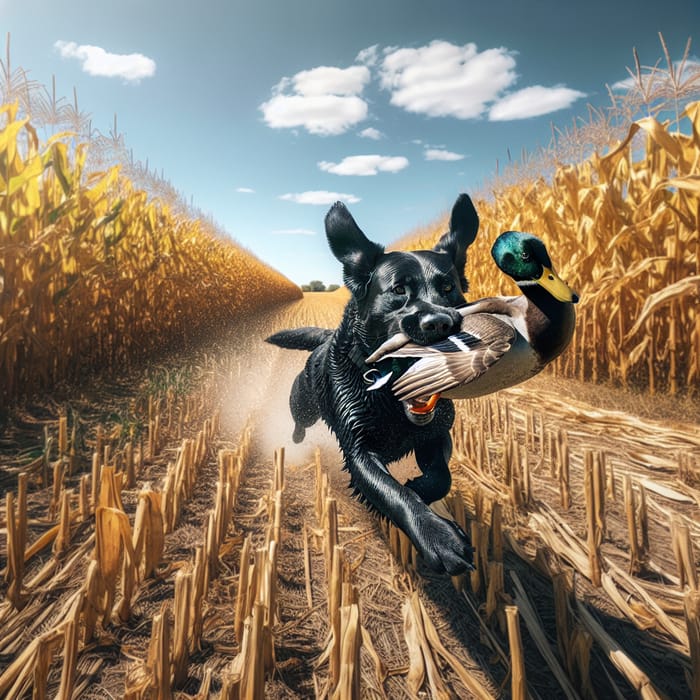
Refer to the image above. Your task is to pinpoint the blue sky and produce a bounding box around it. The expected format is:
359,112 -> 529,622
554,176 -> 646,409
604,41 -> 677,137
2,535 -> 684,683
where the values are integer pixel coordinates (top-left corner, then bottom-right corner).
2,0 -> 698,285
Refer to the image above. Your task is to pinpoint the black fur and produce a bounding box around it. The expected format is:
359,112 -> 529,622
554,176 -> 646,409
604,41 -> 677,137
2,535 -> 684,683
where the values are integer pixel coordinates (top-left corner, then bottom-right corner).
266,194 -> 479,574
267,327 -> 333,351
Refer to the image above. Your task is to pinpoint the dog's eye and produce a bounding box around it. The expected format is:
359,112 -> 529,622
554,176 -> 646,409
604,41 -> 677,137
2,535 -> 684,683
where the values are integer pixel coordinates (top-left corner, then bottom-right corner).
443,283 -> 454,293
392,285 -> 406,295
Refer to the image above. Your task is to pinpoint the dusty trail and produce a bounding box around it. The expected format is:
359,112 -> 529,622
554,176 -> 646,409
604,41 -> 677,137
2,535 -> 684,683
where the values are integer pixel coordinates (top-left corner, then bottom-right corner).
0,291 -> 698,698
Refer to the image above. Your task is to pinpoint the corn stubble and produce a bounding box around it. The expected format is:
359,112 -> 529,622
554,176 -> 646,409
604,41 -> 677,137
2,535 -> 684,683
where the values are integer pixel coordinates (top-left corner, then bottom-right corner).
447,388 -> 698,698
0,350 -> 233,697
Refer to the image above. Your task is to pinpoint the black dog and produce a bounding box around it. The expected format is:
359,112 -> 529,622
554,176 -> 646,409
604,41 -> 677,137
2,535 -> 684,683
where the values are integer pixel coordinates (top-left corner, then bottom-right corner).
266,194 -> 478,574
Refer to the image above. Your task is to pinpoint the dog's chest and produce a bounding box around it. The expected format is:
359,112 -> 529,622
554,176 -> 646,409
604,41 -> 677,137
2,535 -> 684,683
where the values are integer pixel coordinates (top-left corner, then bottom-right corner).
357,389 -> 450,461
364,410 -> 416,459
323,319 -> 453,463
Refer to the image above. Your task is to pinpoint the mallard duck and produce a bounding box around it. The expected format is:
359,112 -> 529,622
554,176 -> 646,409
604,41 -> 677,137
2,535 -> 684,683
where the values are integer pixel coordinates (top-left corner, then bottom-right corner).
366,231 -> 578,412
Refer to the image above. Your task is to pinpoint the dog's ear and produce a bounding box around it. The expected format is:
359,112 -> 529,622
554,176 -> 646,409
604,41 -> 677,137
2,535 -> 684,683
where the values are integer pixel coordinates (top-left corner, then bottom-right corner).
325,202 -> 384,299
433,193 -> 479,292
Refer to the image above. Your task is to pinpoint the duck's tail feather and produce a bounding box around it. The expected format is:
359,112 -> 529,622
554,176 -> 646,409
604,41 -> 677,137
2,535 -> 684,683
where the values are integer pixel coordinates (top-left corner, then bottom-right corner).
265,326 -> 333,351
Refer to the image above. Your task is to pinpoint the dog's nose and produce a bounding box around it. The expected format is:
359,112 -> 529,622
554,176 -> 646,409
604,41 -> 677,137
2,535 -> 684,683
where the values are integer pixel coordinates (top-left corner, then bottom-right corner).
419,312 -> 453,338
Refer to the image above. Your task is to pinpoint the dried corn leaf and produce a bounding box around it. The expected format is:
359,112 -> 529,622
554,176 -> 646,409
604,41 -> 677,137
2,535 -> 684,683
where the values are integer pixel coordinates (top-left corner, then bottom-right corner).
627,276 -> 700,339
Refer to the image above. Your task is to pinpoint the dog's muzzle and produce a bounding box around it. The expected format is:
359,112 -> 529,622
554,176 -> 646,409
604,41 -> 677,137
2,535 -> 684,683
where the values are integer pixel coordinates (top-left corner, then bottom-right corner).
399,307 -> 463,347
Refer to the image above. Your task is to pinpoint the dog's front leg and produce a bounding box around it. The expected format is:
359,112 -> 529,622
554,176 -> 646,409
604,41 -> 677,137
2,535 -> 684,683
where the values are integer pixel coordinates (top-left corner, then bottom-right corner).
345,446 -> 473,575
406,434 -> 453,504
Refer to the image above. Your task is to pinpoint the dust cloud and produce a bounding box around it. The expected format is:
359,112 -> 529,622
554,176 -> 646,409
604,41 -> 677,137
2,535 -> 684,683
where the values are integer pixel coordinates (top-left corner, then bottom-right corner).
216,296 -> 345,470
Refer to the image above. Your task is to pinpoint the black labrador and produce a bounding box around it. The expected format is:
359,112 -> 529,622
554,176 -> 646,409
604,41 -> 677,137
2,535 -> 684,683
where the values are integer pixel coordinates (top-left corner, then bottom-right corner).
266,194 -> 478,574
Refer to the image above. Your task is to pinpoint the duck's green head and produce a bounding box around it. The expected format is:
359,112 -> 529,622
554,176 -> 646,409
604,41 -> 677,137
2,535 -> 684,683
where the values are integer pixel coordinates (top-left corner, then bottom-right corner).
492,231 -> 579,303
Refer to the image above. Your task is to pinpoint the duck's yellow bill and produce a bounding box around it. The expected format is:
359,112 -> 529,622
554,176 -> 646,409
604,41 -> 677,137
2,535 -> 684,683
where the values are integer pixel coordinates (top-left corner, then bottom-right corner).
537,267 -> 579,303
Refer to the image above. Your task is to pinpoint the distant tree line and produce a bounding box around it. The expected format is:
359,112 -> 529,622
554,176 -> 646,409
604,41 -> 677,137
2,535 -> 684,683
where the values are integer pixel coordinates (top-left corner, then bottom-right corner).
301,281 -> 341,292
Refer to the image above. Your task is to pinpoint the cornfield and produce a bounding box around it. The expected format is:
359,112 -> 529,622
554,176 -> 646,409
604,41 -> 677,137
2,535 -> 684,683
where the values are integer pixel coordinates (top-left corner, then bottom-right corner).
1,39 -> 700,700
398,102 -> 700,396
0,101 -> 301,406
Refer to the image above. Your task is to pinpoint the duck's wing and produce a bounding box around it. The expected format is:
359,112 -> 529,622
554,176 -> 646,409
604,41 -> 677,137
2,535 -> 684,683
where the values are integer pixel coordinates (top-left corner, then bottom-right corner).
386,314 -> 516,401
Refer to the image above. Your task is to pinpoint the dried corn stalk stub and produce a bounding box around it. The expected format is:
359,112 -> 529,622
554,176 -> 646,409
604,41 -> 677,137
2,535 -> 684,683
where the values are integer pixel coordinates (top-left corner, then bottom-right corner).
94,505 -> 138,621
132,490 -> 165,580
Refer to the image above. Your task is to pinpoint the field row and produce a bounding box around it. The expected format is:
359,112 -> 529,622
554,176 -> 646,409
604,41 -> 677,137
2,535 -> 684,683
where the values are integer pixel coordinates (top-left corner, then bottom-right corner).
0,346 -> 235,696
447,389 -> 700,697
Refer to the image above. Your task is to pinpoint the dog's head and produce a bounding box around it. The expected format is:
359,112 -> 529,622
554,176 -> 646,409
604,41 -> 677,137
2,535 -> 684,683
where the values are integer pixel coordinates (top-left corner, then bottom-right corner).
325,194 -> 479,354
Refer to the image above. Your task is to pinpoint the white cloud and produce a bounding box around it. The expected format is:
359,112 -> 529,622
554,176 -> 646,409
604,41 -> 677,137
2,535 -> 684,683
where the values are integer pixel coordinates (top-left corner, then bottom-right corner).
293,65 -> 370,96
359,127 -> 383,140
378,40 -> 585,122
424,148 -> 465,161
379,40 -> 517,118
261,95 -> 367,135
489,85 -> 586,120
611,76 -> 643,91
54,40 -> 155,82
356,45 -> 380,67
236,187 -> 255,193
611,73 -> 643,91
260,65 -> 370,135
279,191 -> 361,205
272,228 -> 316,236
318,154 -> 409,176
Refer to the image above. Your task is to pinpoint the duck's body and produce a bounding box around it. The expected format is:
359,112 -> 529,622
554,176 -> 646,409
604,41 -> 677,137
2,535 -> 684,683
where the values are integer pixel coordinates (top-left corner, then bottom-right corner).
366,231 -> 578,408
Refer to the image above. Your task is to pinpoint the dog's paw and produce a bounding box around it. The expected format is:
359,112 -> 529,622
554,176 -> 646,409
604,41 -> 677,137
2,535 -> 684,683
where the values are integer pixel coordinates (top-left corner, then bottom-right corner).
416,514 -> 474,575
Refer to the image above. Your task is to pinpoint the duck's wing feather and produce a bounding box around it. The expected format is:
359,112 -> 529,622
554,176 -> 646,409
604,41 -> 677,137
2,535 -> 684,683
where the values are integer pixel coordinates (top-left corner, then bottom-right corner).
387,314 -> 516,401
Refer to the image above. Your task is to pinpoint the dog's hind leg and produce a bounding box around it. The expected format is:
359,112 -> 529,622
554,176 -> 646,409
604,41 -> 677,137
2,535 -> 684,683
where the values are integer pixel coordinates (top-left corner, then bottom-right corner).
407,436 -> 453,504
289,370 -> 320,444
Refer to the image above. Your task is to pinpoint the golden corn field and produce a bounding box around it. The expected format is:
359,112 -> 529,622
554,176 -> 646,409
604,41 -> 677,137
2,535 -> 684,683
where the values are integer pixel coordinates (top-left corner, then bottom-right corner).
397,102 -> 700,397
0,101 -> 301,406
1,42 -> 700,699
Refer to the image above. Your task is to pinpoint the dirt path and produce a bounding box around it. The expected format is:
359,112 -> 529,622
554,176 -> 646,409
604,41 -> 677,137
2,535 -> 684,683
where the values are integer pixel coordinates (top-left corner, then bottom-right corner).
1,291 -> 698,698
